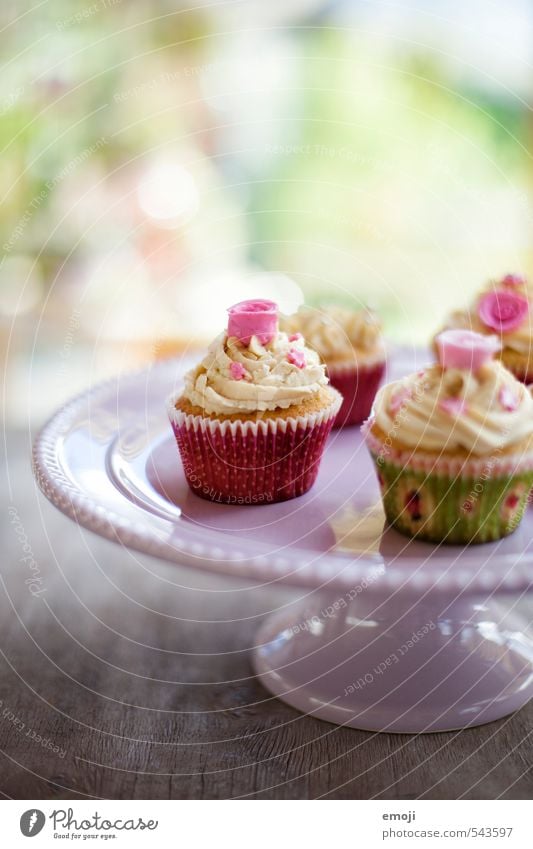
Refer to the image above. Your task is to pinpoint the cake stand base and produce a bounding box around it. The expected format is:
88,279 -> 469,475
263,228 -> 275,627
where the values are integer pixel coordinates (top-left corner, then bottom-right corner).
253,592 -> 533,733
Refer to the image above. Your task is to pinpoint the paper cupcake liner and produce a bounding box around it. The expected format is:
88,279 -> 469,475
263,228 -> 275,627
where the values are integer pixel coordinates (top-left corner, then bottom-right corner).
328,361 -> 385,428
167,390 -> 341,504
367,445 -> 533,545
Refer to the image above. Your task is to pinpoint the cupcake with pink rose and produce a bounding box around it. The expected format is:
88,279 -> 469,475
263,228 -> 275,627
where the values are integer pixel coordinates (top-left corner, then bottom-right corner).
437,273 -> 533,383
167,299 -> 342,504
281,304 -> 386,427
363,329 -> 533,544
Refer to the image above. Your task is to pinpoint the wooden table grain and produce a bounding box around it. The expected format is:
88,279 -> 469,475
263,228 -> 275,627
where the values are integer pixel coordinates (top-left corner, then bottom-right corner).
1,430 -> 532,800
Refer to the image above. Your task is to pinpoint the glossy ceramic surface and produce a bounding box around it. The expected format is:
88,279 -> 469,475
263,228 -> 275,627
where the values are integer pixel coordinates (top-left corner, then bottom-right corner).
32,349 -> 533,731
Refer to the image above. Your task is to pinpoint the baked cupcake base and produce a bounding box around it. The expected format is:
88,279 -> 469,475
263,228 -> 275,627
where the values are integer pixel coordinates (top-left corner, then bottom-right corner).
365,426 -> 533,544
167,387 -> 342,504
328,361 -> 385,428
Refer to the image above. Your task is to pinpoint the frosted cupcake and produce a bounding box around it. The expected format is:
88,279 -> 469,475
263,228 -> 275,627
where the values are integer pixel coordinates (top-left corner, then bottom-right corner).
438,273 -> 532,383
167,299 -> 342,504
363,329 -> 533,544
281,305 -> 386,427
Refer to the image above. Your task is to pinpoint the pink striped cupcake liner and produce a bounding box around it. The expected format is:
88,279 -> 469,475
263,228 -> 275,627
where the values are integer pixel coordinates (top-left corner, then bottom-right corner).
167,389 -> 342,504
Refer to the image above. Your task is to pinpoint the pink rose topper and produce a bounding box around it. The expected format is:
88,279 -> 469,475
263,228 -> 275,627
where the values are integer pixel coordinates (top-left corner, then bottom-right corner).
501,273 -> 527,288
288,332 -> 302,342
227,299 -> 278,346
436,329 -> 500,372
478,290 -> 529,333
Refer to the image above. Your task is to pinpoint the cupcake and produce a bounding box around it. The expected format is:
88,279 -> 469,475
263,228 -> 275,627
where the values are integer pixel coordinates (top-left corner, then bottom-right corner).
437,273 -> 532,383
281,305 -> 386,427
363,329 -> 533,544
167,299 -> 342,504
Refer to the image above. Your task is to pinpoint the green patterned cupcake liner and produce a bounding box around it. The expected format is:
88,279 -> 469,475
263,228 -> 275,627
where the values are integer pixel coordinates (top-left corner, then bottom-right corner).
369,451 -> 533,545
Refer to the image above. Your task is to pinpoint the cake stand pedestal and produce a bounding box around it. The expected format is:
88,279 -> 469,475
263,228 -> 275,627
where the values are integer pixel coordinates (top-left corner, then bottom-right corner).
32,352 -> 533,734
253,591 -> 533,732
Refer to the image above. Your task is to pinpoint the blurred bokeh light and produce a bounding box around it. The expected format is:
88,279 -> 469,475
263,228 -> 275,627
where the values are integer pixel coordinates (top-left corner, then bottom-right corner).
1,0 -> 532,423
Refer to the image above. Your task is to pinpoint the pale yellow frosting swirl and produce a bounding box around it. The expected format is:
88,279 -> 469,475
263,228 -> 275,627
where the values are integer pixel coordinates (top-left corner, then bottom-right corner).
281,305 -> 385,365
184,331 -> 328,415
372,360 -> 533,455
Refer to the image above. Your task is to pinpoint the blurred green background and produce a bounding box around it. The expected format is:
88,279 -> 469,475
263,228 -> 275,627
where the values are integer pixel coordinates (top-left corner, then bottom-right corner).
1,0 -> 532,423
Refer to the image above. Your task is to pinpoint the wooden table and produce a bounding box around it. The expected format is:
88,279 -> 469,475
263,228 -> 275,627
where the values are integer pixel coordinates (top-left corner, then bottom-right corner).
1,430 -> 532,799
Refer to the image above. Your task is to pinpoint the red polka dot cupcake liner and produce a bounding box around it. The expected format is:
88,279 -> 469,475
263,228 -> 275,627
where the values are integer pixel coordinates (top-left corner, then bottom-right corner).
167,390 -> 342,505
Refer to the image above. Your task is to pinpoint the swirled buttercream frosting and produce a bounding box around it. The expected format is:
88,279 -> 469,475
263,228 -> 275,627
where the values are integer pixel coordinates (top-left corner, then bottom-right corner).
281,305 -> 385,365
369,331 -> 533,455
183,329 -> 329,416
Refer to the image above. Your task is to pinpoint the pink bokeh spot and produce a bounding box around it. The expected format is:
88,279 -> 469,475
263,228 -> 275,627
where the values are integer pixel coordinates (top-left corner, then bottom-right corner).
436,329 -> 500,371
478,290 -> 529,333
229,362 -> 247,381
501,273 -> 527,288
287,348 -> 306,369
439,397 -> 467,417
499,386 -> 519,412
227,299 -> 278,346
288,332 -> 303,342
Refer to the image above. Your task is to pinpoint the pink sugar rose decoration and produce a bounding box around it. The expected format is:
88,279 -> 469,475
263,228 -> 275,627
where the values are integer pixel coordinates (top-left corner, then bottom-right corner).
499,386 -> 519,412
436,329 -> 500,371
288,332 -> 302,342
501,273 -> 526,288
439,397 -> 468,417
477,290 -> 529,333
229,362 -> 247,380
287,347 -> 306,369
227,299 -> 278,346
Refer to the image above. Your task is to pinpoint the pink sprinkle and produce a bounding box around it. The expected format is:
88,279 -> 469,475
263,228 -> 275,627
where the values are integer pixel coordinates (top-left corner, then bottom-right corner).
389,387 -> 412,416
439,397 -> 467,417
287,348 -> 306,369
499,386 -> 519,412
288,332 -> 303,342
229,362 -> 246,380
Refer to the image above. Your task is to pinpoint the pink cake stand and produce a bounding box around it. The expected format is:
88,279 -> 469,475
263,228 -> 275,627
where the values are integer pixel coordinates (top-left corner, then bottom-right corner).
32,350 -> 533,733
